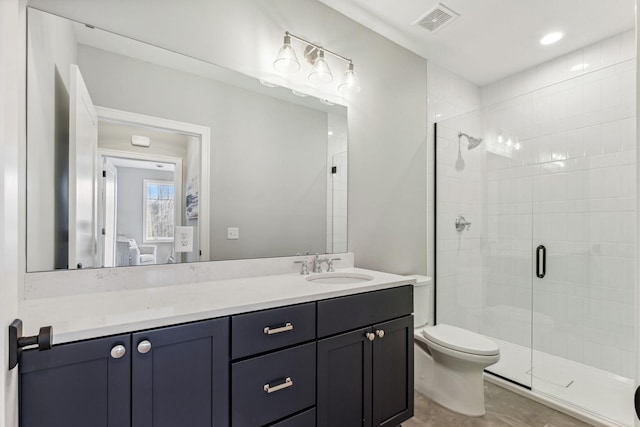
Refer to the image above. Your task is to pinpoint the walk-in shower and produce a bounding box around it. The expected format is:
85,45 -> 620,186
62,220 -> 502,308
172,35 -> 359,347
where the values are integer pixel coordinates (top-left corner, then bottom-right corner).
434,41 -> 636,426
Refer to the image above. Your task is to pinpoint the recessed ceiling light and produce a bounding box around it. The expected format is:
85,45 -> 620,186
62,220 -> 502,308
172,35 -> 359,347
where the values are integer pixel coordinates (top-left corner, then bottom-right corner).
540,32 -> 564,45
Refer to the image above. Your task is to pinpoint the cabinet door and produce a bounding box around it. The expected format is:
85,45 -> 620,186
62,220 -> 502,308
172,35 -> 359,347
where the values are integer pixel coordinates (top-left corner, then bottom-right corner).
317,328 -> 372,427
132,318 -> 229,427
20,334 -> 131,427
372,316 -> 414,427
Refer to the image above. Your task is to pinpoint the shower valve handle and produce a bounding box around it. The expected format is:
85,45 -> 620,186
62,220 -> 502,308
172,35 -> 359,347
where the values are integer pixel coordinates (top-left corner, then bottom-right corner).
455,216 -> 471,232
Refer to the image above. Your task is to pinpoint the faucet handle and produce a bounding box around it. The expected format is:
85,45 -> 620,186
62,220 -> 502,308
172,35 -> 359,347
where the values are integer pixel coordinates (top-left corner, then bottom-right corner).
327,258 -> 341,272
294,260 -> 309,275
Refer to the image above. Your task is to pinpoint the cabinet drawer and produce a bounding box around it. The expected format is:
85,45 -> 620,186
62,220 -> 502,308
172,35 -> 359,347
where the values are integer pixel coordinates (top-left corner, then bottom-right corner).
317,285 -> 413,338
232,302 -> 315,359
270,408 -> 316,427
232,342 -> 316,426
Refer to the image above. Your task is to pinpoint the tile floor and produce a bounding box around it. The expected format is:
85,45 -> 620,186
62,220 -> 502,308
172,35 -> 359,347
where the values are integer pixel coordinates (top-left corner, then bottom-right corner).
405,382 -> 593,427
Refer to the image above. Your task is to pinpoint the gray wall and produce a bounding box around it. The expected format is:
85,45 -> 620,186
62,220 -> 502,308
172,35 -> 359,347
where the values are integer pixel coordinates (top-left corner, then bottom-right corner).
29,0 -> 429,275
78,45 -> 328,260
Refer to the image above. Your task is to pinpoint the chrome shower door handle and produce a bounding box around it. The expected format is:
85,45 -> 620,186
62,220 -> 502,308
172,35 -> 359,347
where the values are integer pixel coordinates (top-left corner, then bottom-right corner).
536,245 -> 546,279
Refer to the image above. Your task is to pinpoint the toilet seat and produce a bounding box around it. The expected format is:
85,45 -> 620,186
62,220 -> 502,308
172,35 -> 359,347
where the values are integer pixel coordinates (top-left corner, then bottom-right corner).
419,324 -> 499,356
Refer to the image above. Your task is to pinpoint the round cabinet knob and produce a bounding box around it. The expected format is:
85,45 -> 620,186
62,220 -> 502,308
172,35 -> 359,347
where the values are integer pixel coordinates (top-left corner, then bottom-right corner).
110,345 -> 126,359
376,330 -> 385,338
366,332 -> 375,342
137,340 -> 152,354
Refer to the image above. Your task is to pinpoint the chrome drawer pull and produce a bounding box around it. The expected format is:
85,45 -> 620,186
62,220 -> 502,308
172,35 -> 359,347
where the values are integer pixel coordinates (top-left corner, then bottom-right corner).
263,377 -> 293,394
263,322 -> 294,335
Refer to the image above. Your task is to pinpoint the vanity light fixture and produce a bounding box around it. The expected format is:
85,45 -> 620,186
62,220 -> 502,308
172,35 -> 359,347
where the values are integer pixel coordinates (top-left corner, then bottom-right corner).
308,49 -> 333,84
273,33 -> 300,73
274,31 -> 361,94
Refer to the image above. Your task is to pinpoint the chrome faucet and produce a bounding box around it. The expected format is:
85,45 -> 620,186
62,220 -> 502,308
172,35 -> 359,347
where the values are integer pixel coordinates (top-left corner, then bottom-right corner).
294,258 -> 310,275
326,257 -> 341,272
312,254 -> 328,273
311,254 -> 342,273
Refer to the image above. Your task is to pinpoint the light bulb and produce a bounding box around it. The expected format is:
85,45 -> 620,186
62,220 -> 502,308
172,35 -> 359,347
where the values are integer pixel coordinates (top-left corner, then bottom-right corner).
273,34 -> 300,73
308,50 -> 333,84
338,62 -> 361,94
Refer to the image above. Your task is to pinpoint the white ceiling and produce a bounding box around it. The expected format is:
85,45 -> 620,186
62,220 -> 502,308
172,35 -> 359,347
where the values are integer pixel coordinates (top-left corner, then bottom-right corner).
318,0 -> 635,86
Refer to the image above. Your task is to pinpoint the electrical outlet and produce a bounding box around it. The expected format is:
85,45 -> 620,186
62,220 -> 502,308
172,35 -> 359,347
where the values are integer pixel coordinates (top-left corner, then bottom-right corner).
175,226 -> 193,252
227,227 -> 240,240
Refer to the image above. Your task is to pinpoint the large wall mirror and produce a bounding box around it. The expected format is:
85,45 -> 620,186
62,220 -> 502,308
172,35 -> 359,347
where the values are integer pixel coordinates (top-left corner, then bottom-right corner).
27,8 -> 348,273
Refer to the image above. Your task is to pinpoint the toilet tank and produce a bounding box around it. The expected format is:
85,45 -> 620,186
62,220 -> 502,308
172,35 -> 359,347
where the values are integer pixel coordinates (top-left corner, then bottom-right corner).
406,275 -> 433,327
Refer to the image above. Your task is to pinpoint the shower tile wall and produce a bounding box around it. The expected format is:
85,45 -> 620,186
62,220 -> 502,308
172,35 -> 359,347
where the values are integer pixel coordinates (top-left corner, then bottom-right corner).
428,62 -> 481,328
326,113 -> 348,253
481,30 -> 636,378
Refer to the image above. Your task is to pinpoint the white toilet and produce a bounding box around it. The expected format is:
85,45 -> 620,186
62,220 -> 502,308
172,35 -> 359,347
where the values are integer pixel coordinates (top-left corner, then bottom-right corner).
409,275 -> 500,416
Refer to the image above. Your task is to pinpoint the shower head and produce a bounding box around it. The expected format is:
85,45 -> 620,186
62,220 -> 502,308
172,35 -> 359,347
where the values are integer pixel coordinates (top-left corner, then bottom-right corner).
458,132 -> 483,150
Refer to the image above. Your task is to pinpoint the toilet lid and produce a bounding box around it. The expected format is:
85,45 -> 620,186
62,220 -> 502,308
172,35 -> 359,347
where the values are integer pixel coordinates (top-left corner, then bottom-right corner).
421,324 -> 499,356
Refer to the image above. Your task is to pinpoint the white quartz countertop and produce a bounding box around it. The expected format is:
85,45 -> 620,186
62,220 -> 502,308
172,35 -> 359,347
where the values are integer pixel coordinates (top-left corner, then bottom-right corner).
18,268 -> 415,345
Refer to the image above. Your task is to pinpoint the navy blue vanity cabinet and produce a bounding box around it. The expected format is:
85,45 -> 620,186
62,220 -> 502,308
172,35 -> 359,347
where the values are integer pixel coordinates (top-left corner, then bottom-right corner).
132,317 -> 230,427
371,315 -> 414,427
230,303 -> 317,427
19,334 -> 131,427
317,327 -> 373,427
316,286 -> 414,427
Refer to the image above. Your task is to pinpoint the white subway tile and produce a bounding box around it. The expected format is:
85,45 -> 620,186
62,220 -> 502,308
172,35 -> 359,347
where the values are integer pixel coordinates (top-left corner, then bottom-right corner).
583,41 -> 603,71
601,34 -> 622,67
566,49 -> 586,78
601,121 -> 622,153
566,128 -> 585,158
600,76 -> 621,109
582,80 -> 602,113
582,124 -> 603,157
620,30 -> 635,60
620,117 -> 636,151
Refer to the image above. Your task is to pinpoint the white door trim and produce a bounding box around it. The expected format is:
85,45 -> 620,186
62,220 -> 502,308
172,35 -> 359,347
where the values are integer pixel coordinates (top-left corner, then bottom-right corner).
95,106 -> 211,261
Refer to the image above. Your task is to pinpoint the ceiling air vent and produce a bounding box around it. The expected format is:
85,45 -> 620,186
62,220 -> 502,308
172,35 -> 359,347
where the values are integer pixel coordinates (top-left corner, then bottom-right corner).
414,3 -> 460,33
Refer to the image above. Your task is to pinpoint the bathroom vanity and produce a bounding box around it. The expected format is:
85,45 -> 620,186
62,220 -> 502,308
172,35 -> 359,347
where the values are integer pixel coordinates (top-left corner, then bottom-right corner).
16,269 -> 414,427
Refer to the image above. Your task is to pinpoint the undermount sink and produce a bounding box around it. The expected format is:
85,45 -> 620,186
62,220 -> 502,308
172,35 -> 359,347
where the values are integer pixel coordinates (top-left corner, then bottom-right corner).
306,272 -> 374,284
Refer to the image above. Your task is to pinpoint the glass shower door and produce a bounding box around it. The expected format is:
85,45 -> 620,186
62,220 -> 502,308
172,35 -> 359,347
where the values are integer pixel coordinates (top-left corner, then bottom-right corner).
528,62 -> 636,425
434,114 -> 534,389
481,127 -> 535,389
